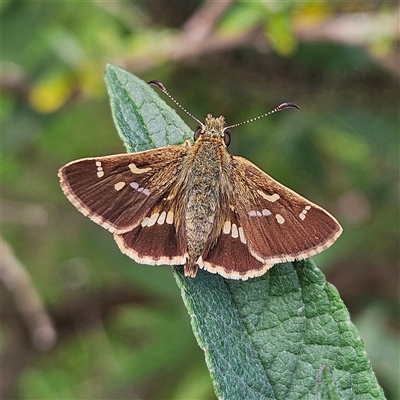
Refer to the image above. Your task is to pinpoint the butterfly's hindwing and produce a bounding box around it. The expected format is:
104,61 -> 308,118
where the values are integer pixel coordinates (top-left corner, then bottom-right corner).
114,198 -> 187,266
232,156 -> 342,264
58,146 -> 188,233
199,210 -> 273,280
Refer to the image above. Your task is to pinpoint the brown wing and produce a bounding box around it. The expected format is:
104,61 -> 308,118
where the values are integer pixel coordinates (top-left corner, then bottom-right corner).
231,156 -> 342,264
58,146 -> 188,234
198,209 -> 274,280
114,197 -> 188,266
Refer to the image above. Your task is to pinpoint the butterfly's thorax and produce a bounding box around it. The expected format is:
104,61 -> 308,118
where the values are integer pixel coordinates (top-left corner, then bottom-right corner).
176,117 -> 232,274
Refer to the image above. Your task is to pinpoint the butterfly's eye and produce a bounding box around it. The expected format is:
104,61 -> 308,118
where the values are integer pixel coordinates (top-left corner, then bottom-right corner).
223,131 -> 231,147
194,127 -> 202,141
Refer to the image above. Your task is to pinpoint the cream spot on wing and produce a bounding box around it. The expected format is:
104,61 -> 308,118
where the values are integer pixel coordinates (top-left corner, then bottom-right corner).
97,171 -> 104,178
262,209 -> 272,216
114,181 -> 126,191
275,214 -> 285,224
257,191 -> 280,202
238,227 -> 246,244
129,163 -> 151,174
223,220 -> 231,234
141,217 -> 150,227
142,188 -> 150,196
249,210 -> 257,217
95,161 -> 102,167
299,213 -> 306,221
157,211 -> 166,225
231,223 -> 238,238
305,205 -> 311,210
166,211 -> 174,224
147,213 -> 159,227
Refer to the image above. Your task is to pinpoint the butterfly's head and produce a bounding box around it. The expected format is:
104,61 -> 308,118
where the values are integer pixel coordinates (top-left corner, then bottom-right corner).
202,114 -> 226,135
195,114 -> 231,146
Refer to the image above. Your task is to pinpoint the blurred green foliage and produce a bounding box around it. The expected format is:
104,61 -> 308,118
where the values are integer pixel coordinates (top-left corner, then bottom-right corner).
2,1 -> 399,399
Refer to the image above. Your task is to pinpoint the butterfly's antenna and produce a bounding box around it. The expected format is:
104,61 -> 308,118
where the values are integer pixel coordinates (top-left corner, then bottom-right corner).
224,102 -> 300,130
148,80 -> 203,126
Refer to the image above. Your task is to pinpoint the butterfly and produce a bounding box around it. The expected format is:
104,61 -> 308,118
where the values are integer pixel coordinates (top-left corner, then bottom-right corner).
59,80 -> 342,280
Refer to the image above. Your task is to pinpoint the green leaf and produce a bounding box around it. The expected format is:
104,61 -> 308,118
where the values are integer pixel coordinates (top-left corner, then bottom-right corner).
104,65 -> 385,400
105,65 -> 192,152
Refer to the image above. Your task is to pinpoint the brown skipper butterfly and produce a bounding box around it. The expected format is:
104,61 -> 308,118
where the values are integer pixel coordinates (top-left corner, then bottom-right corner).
59,80 -> 342,280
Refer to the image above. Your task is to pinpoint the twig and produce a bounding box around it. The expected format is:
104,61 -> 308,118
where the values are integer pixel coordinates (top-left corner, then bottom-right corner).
1,237 -> 57,350
123,6 -> 399,75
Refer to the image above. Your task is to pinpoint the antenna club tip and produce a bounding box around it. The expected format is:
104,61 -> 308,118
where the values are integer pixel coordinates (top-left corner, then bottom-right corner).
278,102 -> 300,111
148,80 -> 167,92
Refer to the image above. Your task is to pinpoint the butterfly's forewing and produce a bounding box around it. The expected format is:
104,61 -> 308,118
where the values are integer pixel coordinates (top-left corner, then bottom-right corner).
232,156 -> 342,264
58,146 -> 188,233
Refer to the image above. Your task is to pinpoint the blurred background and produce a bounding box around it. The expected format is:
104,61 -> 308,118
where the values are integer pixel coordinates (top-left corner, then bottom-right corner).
1,1 -> 399,399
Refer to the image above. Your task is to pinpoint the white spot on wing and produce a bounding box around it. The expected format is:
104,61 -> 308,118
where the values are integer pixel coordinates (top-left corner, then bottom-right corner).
95,161 -> 104,178
130,181 -> 150,196
299,205 -> 312,220
249,209 -> 272,217
130,182 -> 139,189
